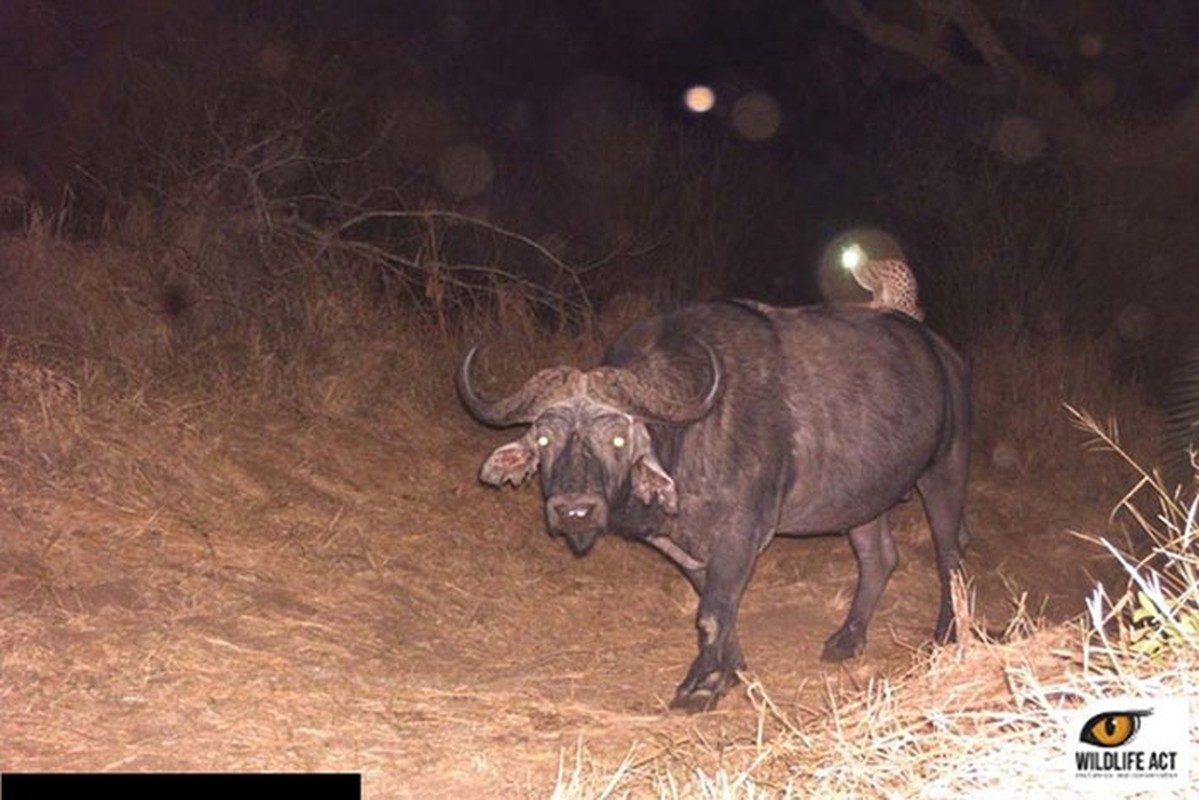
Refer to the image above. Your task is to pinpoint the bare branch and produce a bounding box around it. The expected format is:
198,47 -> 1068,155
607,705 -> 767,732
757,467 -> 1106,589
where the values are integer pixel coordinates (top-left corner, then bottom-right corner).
918,0 -> 1028,82
326,208 -> 592,317
822,0 -> 1002,94
821,0 -> 1125,160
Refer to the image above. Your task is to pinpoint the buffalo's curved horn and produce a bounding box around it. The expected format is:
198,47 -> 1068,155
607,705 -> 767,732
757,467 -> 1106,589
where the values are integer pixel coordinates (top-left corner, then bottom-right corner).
457,346 -> 580,427
593,338 -> 723,423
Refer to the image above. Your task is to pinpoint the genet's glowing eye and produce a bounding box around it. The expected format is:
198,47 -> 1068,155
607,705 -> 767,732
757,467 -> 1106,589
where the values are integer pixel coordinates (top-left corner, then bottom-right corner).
536,435 -> 550,447
841,244 -> 865,271
612,435 -> 626,448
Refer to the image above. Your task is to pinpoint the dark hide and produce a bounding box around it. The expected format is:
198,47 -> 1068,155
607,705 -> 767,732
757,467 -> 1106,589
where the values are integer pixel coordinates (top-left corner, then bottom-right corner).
460,301 -> 971,712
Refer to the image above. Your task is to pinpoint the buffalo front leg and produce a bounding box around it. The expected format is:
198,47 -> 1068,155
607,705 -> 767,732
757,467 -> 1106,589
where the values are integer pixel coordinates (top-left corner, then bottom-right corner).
670,537 -> 755,713
821,515 -> 898,662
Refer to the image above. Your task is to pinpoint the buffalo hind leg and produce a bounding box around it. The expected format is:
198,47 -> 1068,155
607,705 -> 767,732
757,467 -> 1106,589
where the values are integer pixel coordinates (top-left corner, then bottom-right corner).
671,536 -> 754,713
917,468 -> 968,644
822,515 -> 898,662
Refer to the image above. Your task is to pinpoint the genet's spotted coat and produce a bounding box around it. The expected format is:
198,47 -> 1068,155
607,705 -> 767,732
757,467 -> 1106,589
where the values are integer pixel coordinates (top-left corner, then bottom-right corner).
845,256 -> 925,322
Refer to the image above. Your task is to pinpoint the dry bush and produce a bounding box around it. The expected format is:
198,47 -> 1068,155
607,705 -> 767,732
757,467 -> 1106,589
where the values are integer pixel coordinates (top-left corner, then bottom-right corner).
46,7 -> 764,332
3,109 -> 769,423
575,130 -> 788,308
0,196 -> 617,433
7,1 -> 789,360
868,93 -> 1086,342
0,233 -> 174,384
967,316 -> 1154,492
934,164 -> 1083,337
1162,347 -> 1199,495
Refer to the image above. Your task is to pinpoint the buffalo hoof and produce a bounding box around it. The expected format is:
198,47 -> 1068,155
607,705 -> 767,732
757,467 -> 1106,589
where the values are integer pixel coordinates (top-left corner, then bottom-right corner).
821,624 -> 866,662
670,687 -> 721,713
670,670 -> 738,713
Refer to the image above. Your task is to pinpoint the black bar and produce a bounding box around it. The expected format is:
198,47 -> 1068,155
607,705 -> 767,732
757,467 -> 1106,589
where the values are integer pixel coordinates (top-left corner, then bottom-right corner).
0,772 -> 361,799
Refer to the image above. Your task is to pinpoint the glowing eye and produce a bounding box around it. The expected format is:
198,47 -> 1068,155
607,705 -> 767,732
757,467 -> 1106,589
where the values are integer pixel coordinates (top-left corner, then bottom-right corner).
841,244 -> 865,271
536,435 -> 549,447
612,435 -> 626,448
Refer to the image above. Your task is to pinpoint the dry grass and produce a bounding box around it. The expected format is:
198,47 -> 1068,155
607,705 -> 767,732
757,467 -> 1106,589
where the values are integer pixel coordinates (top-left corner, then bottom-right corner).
538,624 -> 1161,797
1,225 -> 1188,796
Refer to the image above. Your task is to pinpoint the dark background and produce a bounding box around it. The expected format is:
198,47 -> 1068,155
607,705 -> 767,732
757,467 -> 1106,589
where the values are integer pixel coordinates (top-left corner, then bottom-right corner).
3,1 -> 1199,367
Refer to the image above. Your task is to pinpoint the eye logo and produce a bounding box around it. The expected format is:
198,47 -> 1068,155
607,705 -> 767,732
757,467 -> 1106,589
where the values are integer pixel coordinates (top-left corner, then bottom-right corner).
1079,710 -> 1152,748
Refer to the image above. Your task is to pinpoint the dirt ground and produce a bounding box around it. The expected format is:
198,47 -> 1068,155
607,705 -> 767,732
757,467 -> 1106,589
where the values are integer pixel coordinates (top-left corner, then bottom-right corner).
0,342 -> 1127,797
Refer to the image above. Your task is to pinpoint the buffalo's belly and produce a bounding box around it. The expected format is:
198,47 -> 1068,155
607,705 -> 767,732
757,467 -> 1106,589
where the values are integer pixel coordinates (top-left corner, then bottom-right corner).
775,469 -> 920,533
775,501 -> 895,535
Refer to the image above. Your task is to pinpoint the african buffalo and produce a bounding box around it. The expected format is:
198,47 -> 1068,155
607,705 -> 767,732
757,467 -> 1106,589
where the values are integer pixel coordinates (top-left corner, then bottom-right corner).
459,301 -> 971,711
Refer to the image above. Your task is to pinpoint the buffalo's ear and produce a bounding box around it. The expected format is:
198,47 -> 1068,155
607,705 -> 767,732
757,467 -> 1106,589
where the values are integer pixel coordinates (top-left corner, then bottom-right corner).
631,453 -> 678,514
480,440 -> 539,486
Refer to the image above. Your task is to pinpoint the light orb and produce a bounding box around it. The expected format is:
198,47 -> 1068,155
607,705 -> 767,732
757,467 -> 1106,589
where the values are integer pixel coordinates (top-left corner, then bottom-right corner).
683,85 -> 716,113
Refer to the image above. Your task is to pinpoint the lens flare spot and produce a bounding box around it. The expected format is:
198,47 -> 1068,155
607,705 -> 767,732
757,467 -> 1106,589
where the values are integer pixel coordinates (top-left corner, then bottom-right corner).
436,143 -> 495,198
732,91 -> 780,141
683,85 -> 716,113
255,42 -> 293,80
1116,304 -> 1152,341
1078,31 -> 1104,59
991,115 -> 1045,164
